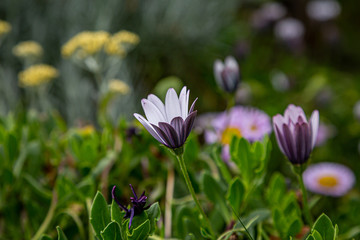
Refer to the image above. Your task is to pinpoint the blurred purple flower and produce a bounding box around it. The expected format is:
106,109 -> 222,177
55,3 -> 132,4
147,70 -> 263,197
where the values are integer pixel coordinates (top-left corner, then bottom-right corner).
251,2 -> 287,30
273,104 -> 319,165
315,123 -> 335,146
205,106 -> 272,161
274,18 -> 305,42
306,0 -> 341,21
303,162 -> 355,197
112,185 -> 150,229
214,56 -> 240,93
134,86 -> 197,149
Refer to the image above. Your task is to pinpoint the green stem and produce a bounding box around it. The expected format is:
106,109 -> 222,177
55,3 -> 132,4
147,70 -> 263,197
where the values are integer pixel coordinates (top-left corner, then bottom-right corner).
175,153 -> 215,239
31,191 -> 58,240
297,165 -> 313,226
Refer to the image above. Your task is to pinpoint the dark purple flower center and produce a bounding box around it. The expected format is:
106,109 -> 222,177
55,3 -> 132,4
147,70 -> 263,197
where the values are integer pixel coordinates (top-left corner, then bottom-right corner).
112,184 -> 150,229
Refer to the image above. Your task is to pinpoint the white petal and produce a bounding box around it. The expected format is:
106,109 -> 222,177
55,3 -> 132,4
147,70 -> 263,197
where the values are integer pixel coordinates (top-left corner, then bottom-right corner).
225,56 -> 239,71
179,86 -> 188,119
147,94 -> 166,121
310,110 -> 319,148
214,60 -> 224,88
142,99 -> 166,125
134,113 -> 165,144
165,88 -> 181,121
284,104 -> 306,123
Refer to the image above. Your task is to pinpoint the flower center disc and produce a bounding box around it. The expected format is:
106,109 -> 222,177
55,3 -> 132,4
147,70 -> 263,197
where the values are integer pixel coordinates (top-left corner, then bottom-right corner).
250,124 -> 258,131
318,175 -> 338,188
221,127 -> 242,144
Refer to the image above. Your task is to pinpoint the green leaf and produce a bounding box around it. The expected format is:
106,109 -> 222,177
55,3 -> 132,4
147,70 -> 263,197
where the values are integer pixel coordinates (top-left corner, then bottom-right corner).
90,191 -> 111,239
287,219 -> 302,237
312,230 -> 324,240
226,177 -> 245,213
202,172 -> 231,222
312,213 -> 335,240
212,146 -> 232,183
40,235 -> 53,240
6,133 -> 18,162
127,219 -> 151,240
56,226 -> 69,240
111,200 -> 125,225
101,221 -> 122,240
145,202 -> 161,234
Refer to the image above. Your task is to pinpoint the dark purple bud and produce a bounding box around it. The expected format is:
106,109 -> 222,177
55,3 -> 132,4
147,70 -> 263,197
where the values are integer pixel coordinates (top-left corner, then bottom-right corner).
214,56 -> 240,93
112,185 -> 150,229
273,104 -> 319,165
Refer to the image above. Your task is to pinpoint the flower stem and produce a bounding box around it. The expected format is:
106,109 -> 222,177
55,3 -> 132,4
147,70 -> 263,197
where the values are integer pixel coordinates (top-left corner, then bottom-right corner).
297,165 -> 313,226
175,153 -> 215,239
31,191 -> 57,240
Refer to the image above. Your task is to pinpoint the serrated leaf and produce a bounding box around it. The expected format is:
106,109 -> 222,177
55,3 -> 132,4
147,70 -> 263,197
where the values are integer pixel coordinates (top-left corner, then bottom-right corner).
145,202 -> 161,234
57,226 -> 69,240
312,214 -> 335,240
127,219 -> 150,240
111,200 -> 125,225
90,191 -> 111,239
101,221 -> 122,240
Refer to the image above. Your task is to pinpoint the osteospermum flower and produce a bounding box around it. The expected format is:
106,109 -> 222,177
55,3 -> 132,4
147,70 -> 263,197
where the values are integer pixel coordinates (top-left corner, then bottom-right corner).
134,86 -> 197,149
205,106 -> 272,161
13,41 -> 43,59
303,163 -> 355,197
18,64 -> 58,87
273,104 -> 319,165
112,185 -> 149,229
213,56 -> 240,93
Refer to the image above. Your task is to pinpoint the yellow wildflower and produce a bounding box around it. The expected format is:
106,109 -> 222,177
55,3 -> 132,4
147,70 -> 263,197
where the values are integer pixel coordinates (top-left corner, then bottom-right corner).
13,41 -> 43,59
0,20 -> 11,37
61,31 -> 110,58
76,125 -> 95,136
105,30 -> 140,56
108,79 -> 130,94
18,64 -> 58,87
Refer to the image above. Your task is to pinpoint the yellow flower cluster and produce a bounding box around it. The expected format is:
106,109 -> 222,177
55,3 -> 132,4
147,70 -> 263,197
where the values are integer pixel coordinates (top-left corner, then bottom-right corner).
0,20 -> 11,37
75,125 -> 95,136
18,64 -> 58,87
61,31 -> 110,58
108,79 -> 130,94
13,41 -> 43,59
105,30 -> 140,56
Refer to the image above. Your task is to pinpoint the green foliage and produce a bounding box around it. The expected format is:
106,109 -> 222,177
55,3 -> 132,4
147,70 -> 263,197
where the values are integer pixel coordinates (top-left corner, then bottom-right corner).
90,191 -> 160,240
306,214 -> 339,240
230,136 -> 271,188
90,191 -> 112,239
267,173 -> 303,239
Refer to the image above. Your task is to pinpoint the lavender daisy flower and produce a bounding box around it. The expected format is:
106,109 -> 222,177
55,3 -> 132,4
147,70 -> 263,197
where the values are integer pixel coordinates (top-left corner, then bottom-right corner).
134,86 -> 197,149
112,184 -> 150,229
273,104 -> 319,165
306,0 -> 341,22
303,163 -> 355,197
214,56 -> 240,93
205,106 -> 272,161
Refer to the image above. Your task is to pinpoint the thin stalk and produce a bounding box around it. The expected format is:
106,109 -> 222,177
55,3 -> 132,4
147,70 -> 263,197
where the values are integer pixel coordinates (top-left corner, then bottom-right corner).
229,205 -> 254,240
297,165 -> 313,226
175,153 -> 215,239
86,198 -> 95,240
31,191 -> 58,240
165,164 -> 175,238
